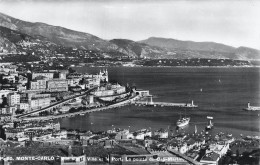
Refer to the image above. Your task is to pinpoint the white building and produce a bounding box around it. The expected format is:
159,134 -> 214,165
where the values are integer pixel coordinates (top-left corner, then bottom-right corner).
7,93 -> 20,106
32,72 -> 54,80
17,103 -> 30,112
47,79 -> 68,92
2,74 -> 16,83
154,129 -> 169,139
133,129 -> 152,140
200,151 -> 220,165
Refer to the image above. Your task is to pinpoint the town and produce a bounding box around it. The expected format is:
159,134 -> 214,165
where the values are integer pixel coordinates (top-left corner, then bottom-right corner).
0,62 -> 259,165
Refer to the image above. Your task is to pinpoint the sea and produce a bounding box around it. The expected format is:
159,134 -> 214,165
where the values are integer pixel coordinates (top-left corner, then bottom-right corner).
58,67 -> 260,137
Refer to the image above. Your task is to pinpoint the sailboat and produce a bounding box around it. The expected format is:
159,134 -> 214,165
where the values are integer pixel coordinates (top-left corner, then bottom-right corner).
176,111 -> 190,127
194,125 -> 197,134
205,116 -> 214,130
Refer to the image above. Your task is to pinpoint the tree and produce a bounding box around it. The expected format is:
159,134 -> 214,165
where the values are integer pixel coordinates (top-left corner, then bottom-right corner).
15,109 -> 25,115
68,67 -> 76,73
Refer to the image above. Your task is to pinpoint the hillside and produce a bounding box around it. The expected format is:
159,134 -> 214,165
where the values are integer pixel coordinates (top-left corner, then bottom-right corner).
0,12 -> 114,51
140,37 -> 260,60
0,12 -> 259,60
109,39 -> 171,58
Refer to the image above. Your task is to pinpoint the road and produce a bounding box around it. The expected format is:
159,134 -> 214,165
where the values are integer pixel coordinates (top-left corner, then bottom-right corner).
16,87 -> 97,118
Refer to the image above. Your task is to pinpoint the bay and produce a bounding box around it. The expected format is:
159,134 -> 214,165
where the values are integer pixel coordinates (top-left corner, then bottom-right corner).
59,67 -> 260,137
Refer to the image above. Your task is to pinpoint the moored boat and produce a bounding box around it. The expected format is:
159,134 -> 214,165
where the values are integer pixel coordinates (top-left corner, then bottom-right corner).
205,116 -> 214,130
176,117 -> 190,127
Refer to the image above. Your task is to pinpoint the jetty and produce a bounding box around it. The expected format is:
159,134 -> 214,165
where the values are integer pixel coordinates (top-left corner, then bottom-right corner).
135,95 -> 198,108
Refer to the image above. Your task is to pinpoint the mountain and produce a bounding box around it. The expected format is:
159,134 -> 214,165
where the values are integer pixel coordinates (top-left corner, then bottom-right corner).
0,12 -> 167,58
140,37 -> 235,53
0,12 -> 114,51
109,39 -> 170,58
0,12 -> 259,60
0,25 -> 63,56
140,37 -> 260,60
234,46 -> 260,60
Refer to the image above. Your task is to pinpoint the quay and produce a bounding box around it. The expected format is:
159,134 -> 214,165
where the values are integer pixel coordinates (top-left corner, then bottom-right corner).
135,96 -> 198,108
20,95 -> 141,121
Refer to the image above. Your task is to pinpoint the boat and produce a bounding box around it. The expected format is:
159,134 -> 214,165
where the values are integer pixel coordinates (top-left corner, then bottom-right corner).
176,116 -> 190,127
227,133 -> 232,138
243,102 -> 260,111
205,116 -> 214,130
176,110 -> 190,127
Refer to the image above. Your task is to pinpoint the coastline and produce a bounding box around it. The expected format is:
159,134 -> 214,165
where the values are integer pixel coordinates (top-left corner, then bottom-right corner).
75,65 -> 260,68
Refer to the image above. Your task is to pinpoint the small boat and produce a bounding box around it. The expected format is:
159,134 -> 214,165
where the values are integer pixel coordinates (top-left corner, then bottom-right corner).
176,117 -> 190,127
227,133 -> 232,138
205,116 -> 214,130
176,110 -> 190,127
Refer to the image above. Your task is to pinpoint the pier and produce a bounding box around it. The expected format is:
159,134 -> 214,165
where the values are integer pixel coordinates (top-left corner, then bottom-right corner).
135,95 -> 198,108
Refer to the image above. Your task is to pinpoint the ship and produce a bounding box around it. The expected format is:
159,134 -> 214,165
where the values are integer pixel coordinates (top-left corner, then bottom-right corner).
176,116 -> 190,127
243,102 -> 260,111
205,116 -> 214,130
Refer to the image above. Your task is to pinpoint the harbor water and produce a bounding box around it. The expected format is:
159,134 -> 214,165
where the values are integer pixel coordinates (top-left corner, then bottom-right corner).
58,67 -> 260,137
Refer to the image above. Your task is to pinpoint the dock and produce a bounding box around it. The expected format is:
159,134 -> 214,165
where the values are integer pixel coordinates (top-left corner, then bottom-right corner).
135,100 -> 198,108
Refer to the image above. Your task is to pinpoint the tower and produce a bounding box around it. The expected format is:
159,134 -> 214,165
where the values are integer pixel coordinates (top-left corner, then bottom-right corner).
105,69 -> 108,82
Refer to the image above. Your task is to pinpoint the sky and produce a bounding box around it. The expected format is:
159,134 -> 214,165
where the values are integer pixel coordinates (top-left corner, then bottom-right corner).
0,0 -> 260,49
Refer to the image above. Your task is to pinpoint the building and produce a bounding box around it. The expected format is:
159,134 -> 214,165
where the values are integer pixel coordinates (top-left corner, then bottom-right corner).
200,151 -> 220,165
91,84 -> 126,97
16,84 -> 27,92
2,74 -> 16,83
0,106 -> 17,115
83,78 -> 100,89
18,75 -> 28,85
85,95 -> 94,104
67,78 -> 81,87
17,103 -> 30,112
20,93 -> 52,110
32,72 -> 54,80
5,128 -> 25,139
115,130 -> 131,140
47,79 -> 68,92
7,93 -> 20,106
59,71 -> 67,79
134,129 -> 152,140
154,129 -> 169,139
28,93 -> 51,110
0,64 -> 17,73
29,78 -> 47,91
133,89 -> 150,97
0,89 -> 12,98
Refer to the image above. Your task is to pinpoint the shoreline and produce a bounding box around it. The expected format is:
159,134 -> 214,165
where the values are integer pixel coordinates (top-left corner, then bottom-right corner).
74,65 -> 260,68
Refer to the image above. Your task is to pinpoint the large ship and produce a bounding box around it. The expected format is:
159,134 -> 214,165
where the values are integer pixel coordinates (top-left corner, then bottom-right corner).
243,102 -> 260,111
176,116 -> 190,127
205,116 -> 214,130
